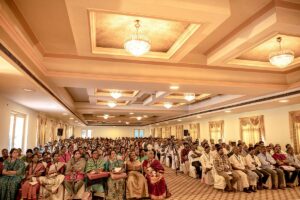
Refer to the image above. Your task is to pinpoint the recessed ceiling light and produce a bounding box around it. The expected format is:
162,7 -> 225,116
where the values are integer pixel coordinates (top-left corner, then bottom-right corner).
225,110 -> 231,113
278,99 -> 289,103
170,85 -> 179,90
164,102 -> 173,109
23,88 -> 34,92
197,115 -> 202,118
107,101 -> 117,108
125,122 -> 130,125
75,120 -> 78,123
177,119 -> 182,122
118,120 -> 122,123
184,93 -> 196,101
62,113 -> 68,116
129,112 -> 134,115
143,115 -> 148,118
69,117 -> 74,120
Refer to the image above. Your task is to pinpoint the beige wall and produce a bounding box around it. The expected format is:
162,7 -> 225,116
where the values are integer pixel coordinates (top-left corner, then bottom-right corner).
148,103 -> 300,148
74,126 -> 150,138
0,95 -> 38,151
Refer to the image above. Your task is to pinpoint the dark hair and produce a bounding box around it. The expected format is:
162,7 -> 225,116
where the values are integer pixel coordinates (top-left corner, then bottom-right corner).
248,147 -> 254,152
204,145 -> 210,150
26,149 -> 33,154
92,150 -> 98,154
10,148 -> 18,155
73,150 -> 80,155
33,147 -> 39,151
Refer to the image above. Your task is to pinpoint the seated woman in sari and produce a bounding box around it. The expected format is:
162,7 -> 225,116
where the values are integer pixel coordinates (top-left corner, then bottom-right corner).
142,150 -> 169,200
85,150 -> 106,198
105,150 -> 126,200
22,153 -> 45,200
0,148 -> 25,200
126,151 -> 149,199
21,149 -> 33,168
39,152 -> 65,200
64,150 -> 86,198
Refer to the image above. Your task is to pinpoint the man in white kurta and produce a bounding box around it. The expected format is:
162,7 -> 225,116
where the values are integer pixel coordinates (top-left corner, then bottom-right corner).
229,147 -> 258,192
200,145 -> 214,185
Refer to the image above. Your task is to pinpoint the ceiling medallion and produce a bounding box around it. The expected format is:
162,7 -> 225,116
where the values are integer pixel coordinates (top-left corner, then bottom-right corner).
269,37 -> 294,68
184,93 -> 195,101
110,90 -> 122,99
124,20 -> 151,56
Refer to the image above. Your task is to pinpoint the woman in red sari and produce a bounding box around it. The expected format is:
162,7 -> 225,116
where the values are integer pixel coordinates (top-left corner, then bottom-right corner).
142,150 -> 170,199
22,154 -> 45,200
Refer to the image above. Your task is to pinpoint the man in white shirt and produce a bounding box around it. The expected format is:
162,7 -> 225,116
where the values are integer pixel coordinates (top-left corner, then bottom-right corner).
229,147 -> 258,193
200,145 -> 214,185
245,147 -> 270,189
188,144 -> 202,179
257,146 -> 285,189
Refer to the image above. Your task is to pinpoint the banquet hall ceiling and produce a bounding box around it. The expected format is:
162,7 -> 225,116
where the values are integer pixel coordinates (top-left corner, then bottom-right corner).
0,0 -> 300,126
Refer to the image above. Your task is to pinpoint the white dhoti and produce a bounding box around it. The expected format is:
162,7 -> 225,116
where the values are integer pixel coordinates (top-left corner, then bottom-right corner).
234,170 -> 249,188
246,169 -> 258,186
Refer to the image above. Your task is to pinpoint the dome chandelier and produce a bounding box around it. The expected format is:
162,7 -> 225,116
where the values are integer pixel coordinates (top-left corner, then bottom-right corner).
107,101 -> 117,108
269,37 -> 294,68
110,90 -> 122,99
184,93 -> 196,102
164,102 -> 173,109
124,20 -> 151,57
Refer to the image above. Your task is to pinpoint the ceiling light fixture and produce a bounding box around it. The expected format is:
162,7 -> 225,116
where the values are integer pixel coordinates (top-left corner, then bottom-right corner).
278,99 -> 289,103
129,112 -> 134,115
125,122 -> 130,125
62,113 -> 68,116
107,101 -> 117,108
110,90 -> 122,99
143,115 -> 148,118
184,93 -> 196,101
124,20 -> 151,57
177,119 -> 182,122
225,110 -> 231,113
164,102 -> 173,109
69,117 -> 74,120
169,85 -> 179,90
103,114 -> 109,119
197,115 -> 202,119
136,116 -> 142,121
269,37 -> 294,68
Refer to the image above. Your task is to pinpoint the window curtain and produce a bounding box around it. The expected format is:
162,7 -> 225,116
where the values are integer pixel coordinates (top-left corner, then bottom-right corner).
176,125 -> 184,140
189,123 -> 200,141
290,111 -> 300,154
37,115 -> 74,146
150,128 -> 155,137
165,126 -> 171,138
156,128 -> 162,138
209,120 -> 224,143
239,115 -> 265,145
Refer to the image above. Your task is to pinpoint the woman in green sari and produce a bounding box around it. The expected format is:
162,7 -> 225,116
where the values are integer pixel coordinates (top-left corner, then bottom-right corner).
0,148 -> 25,200
105,150 -> 126,200
85,150 -> 106,198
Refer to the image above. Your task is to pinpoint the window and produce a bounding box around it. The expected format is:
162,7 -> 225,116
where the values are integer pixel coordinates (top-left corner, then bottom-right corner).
240,115 -> 265,145
134,129 -> 144,138
81,129 -> 92,138
9,112 -> 26,149
209,120 -> 224,143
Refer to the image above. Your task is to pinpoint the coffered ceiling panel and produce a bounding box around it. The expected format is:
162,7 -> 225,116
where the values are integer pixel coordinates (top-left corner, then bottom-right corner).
237,34 -> 300,62
89,10 -> 200,59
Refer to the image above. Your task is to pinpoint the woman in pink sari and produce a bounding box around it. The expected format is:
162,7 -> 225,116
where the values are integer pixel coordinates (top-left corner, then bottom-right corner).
142,150 -> 170,200
22,154 -> 45,200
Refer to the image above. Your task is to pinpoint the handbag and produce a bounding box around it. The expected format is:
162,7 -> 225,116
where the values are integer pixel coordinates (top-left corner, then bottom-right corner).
110,172 -> 127,180
87,172 -> 110,180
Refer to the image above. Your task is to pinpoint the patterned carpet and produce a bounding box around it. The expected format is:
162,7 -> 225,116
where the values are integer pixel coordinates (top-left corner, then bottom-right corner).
164,167 -> 300,200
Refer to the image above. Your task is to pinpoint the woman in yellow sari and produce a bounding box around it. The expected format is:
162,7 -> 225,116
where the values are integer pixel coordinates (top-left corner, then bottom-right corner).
126,151 -> 149,199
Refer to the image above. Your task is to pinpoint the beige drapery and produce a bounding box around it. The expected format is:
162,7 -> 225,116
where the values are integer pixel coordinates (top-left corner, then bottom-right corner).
290,111 -> 300,154
156,127 -> 162,138
150,128 -> 155,137
239,115 -> 265,145
176,125 -> 184,139
37,115 -> 74,146
164,126 -> 171,138
209,120 -> 224,143
189,123 -> 200,141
